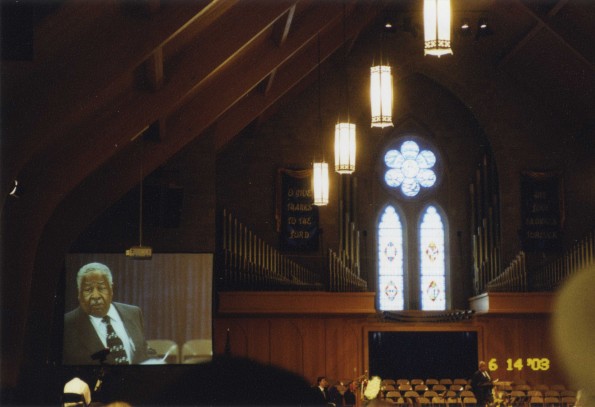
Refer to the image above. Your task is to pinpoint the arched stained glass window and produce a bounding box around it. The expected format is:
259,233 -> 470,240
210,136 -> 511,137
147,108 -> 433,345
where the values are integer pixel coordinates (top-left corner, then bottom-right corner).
419,206 -> 446,310
378,205 -> 405,311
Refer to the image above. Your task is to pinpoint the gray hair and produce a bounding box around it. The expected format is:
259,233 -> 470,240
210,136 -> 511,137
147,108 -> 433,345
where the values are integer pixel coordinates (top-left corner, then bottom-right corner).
77,262 -> 113,291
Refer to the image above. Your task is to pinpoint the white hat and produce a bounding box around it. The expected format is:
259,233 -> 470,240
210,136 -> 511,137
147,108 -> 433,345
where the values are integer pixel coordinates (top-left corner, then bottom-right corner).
63,377 -> 91,406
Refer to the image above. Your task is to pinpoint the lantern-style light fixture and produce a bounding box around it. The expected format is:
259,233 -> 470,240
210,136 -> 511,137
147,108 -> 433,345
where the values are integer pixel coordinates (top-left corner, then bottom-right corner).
334,122 -> 356,174
424,0 -> 452,57
312,161 -> 329,206
370,64 -> 393,128
312,34 -> 329,207
334,3 -> 356,175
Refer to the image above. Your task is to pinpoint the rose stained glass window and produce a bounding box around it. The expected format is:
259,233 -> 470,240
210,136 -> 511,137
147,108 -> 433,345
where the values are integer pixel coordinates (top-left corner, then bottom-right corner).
383,140 -> 437,197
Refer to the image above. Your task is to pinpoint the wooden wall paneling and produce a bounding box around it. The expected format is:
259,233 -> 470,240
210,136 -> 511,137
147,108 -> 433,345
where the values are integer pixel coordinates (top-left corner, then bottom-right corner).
324,318 -> 361,383
241,319 -> 272,365
213,294 -> 567,387
295,318 -> 328,385
270,318 -> 304,375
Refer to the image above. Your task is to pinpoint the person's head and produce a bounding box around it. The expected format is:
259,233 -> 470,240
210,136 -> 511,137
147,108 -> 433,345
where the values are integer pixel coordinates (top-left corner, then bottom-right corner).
349,381 -> 358,391
317,376 -> 328,388
77,262 -> 114,317
478,361 -> 487,371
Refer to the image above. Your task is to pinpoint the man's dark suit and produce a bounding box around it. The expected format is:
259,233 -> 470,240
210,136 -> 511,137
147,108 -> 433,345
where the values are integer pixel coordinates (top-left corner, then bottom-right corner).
63,302 -> 149,365
470,369 -> 494,406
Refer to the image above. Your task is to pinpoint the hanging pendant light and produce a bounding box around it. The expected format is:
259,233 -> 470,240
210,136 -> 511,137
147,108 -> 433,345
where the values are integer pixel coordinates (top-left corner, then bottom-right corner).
334,122 -> 356,174
312,34 -> 329,206
312,161 -> 329,206
370,65 -> 393,128
424,0 -> 453,57
334,2 -> 356,175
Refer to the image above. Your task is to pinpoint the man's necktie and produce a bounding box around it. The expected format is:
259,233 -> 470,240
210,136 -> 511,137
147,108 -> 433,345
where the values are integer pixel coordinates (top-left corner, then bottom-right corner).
102,316 -> 130,364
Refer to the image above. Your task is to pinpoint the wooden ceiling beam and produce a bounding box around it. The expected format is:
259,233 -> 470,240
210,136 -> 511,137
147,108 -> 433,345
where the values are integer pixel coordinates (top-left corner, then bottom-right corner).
146,47 -> 165,91
264,4 -> 298,98
12,1 -> 296,214
2,1 -> 216,196
162,1 -> 296,114
215,2 -> 379,151
168,2 -> 354,147
52,1 -> 366,230
273,4 -> 297,48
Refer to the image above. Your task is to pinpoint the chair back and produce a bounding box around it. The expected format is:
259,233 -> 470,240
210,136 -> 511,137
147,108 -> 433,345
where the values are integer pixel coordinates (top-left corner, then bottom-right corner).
515,384 -> 531,392
431,396 -> 445,405
424,390 -> 439,398
146,339 -> 179,364
398,384 -> 413,392
432,384 -> 447,394
418,396 -> 431,405
385,390 -> 401,401
462,396 -> 477,406
415,384 -> 429,392
181,339 -> 213,363
529,396 -> 544,406
460,390 -> 475,399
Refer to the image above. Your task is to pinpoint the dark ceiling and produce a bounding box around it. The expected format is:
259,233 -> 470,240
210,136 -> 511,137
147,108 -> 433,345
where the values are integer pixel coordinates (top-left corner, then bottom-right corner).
2,0 -> 595,226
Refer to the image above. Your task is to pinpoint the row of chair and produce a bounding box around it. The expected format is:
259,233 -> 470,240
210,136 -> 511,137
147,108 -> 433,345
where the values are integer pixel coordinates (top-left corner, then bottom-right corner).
382,379 -> 470,386
381,379 -> 572,394
383,383 -> 471,393
382,395 -> 478,406
523,396 -> 577,407
383,394 -> 576,407
500,390 -> 577,398
379,382 -> 577,406
497,384 -> 573,394
494,386 -> 577,406
146,339 -> 213,364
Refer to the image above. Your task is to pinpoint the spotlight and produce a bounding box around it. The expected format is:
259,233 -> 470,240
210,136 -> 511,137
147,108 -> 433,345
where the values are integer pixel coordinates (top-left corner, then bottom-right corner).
459,19 -> 472,37
383,17 -> 396,33
475,17 -> 494,39
8,180 -> 20,198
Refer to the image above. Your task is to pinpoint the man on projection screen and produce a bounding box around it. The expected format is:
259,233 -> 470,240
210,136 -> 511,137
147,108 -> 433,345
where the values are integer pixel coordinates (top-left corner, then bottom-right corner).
63,262 -> 149,365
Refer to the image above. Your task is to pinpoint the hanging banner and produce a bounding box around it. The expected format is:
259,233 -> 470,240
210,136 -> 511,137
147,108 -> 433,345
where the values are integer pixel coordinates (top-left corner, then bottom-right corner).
520,171 -> 564,251
276,168 -> 319,251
